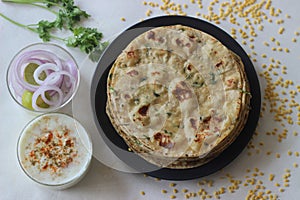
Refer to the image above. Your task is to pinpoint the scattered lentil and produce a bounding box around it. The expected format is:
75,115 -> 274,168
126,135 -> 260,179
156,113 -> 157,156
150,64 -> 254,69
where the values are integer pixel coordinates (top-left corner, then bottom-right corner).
293,163 -> 299,168
269,174 -> 275,181
169,183 -> 176,187
182,188 -> 188,193
162,189 -> 168,194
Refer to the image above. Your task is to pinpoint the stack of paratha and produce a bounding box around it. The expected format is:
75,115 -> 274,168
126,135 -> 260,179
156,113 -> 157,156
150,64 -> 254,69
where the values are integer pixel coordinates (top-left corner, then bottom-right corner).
106,25 -> 251,169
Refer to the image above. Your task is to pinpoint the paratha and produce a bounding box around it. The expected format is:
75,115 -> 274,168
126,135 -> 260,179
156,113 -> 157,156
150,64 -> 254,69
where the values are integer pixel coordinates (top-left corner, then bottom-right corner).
106,25 -> 251,169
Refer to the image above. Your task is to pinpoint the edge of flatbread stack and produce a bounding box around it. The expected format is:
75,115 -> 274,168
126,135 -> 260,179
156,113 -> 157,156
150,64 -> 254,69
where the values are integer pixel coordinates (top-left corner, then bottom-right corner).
106,25 -> 251,169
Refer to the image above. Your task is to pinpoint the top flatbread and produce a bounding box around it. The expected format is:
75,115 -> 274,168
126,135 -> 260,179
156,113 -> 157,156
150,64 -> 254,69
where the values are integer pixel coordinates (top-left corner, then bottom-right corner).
106,25 -> 251,168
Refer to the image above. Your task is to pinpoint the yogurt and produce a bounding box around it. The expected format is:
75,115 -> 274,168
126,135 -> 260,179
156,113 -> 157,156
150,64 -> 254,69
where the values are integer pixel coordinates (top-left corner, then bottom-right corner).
17,113 -> 92,189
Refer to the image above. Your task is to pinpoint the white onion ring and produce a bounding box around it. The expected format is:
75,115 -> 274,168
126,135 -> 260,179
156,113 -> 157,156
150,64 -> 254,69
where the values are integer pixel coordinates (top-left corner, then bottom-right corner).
49,71 -> 77,101
40,92 -> 56,106
31,85 -> 64,111
13,50 -> 63,91
33,63 -> 60,85
38,71 -> 76,107
11,58 -> 45,93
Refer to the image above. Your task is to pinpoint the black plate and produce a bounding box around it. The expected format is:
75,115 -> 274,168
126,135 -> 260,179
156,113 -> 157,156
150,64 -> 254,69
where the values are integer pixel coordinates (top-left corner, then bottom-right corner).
90,16 -> 261,180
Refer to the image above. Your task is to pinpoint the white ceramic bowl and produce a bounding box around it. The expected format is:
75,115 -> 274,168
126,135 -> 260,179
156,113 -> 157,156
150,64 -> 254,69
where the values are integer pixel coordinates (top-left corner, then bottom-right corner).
17,112 -> 92,190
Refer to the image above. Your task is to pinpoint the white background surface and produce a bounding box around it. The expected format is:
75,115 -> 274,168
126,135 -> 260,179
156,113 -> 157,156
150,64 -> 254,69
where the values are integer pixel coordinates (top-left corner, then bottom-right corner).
1,0 -> 300,199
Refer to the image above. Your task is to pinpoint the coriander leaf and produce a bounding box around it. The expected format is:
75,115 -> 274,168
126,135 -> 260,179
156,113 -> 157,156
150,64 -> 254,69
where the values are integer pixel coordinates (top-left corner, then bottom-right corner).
58,3 -> 90,29
45,0 -> 61,7
54,10 -> 64,29
36,20 -> 56,41
66,27 -> 103,54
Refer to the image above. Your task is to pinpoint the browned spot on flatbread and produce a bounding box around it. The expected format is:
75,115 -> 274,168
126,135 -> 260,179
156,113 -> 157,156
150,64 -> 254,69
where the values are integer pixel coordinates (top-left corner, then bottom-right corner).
138,104 -> 150,116
154,132 -> 174,149
215,61 -> 223,68
194,133 -> 205,143
127,51 -> 135,58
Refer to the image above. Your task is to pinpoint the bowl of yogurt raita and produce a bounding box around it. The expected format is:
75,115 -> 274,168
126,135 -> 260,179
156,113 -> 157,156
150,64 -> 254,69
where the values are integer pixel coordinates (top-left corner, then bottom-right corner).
17,112 -> 93,190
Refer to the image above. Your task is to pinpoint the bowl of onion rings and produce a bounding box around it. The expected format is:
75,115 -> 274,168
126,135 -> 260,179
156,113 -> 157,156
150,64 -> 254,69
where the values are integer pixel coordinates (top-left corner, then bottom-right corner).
6,43 -> 80,113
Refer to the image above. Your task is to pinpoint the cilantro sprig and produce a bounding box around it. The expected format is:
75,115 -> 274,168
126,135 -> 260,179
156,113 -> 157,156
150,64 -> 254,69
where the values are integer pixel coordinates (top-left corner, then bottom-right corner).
0,0 -> 107,58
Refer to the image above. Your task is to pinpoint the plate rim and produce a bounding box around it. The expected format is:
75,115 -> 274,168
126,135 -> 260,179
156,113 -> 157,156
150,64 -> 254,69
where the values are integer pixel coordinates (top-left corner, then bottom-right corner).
90,15 -> 261,180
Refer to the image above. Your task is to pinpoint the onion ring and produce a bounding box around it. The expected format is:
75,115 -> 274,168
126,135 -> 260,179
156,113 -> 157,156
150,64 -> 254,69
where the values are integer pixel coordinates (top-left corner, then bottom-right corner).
32,85 -> 64,111
13,50 -> 63,91
63,60 -> 78,88
33,63 -> 60,85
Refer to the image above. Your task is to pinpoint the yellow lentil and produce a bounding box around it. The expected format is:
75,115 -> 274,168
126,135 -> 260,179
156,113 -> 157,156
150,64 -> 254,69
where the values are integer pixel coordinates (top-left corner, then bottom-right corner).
284,183 -> 290,187
269,174 -> 275,181
270,37 -> 275,42
293,163 -> 299,168
169,183 -> 176,187
293,131 -> 298,136
279,188 -> 285,192
146,9 -> 152,16
162,189 -> 168,194
184,194 -> 190,199
182,189 -> 188,193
